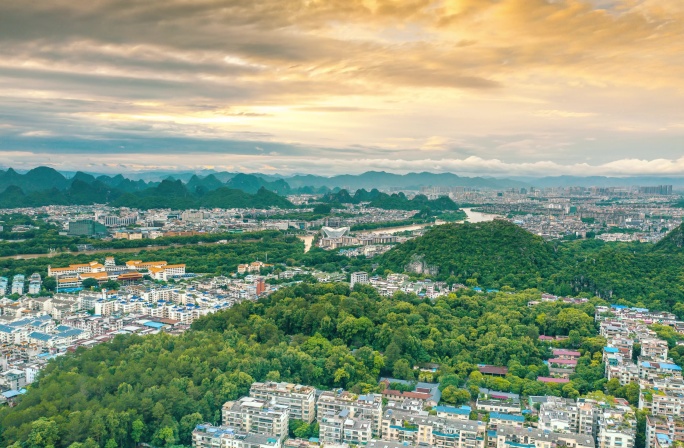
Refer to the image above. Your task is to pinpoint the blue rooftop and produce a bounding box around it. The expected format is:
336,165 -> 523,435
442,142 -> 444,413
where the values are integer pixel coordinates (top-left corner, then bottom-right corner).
434,405 -> 470,415
29,332 -> 54,342
58,329 -> 83,338
144,321 -> 165,329
2,389 -> 27,399
604,347 -> 619,353
491,412 -> 525,423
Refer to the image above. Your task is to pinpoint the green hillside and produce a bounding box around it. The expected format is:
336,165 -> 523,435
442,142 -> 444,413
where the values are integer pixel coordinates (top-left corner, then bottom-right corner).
378,221 -> 684,311
380,220 -> 557,288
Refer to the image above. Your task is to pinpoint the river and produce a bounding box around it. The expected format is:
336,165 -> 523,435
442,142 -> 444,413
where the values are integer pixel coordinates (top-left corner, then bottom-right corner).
364,208 -> 500,235
461,207 -> 502,223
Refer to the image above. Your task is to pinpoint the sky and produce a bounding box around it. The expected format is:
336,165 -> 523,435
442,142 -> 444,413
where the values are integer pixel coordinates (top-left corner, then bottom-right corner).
0,0 -> 683,177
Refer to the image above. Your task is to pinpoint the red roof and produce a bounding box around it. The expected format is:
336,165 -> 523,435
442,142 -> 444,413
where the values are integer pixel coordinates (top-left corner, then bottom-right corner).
539,335 -> 554,341
537,377 -> 570,383
552,349 -> 581,357
548,358 -> 577,365
382,389 -> 432,400
478,365 -> 509,375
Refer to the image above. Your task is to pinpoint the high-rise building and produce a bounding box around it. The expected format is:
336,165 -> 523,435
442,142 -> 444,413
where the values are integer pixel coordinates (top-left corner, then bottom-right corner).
639,185 -> 673,195
68,220 -> 108,237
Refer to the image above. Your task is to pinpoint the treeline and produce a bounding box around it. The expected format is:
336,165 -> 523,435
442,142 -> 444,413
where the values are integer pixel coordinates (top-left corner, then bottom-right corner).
1,284 -> 605,447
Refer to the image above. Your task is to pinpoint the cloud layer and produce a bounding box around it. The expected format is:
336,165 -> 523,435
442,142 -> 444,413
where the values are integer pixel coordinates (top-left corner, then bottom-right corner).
0,0 -> 683,175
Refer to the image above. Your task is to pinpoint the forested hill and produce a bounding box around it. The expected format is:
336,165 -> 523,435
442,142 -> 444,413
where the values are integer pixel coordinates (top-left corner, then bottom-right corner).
654,222 -> 684,250
380,220 -> 558,288
378,220 -> 684,311
322,188 -> 460,211
1,283 -> 613,447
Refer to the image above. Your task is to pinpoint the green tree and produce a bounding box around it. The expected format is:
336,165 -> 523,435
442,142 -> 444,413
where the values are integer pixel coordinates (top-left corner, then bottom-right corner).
441,386 -> 471,405
102,279 -> 121,290
179,413 -> 203,445
131,419 -> 145,444
27,418 -> 59,448
82,278 -> 99,289
392,359 -> 414,380
153,426 -> 177,447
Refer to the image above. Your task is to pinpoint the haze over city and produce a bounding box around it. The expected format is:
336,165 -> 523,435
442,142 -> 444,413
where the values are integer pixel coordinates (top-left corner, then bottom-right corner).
0,0 -> 683,176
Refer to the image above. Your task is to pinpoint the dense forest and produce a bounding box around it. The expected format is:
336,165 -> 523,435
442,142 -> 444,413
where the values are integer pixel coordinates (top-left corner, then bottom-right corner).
378,220 -> 684,315
1,283 -> 618,447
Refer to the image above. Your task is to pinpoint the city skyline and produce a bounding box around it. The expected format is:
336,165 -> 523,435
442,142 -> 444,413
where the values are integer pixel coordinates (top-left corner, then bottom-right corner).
0,0 -> 683,176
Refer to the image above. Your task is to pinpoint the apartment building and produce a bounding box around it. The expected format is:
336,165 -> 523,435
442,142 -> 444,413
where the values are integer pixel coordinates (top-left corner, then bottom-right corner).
641,339 -> 669,362
488,413 -> 524,430
249,382 -> 316,423
192,424 -> 282,448
317,391 -> 383,437
222,397 -> 289,440
493,424 -> 594,448
11,274 -> 25,295
639,360 -> 683,382
149,264 -> 186,281
475,398 -> 521,414
646,415 -> 684,448
577,399 -> 600,439
433,405 -> 471,421
381,409 -> 486,448
538,397 -> 579,434
319,409 -> 372,446
639,388 -> 684,418
606,363 -> 640,386
597,407 -> 636,448
350,272 -> 369,288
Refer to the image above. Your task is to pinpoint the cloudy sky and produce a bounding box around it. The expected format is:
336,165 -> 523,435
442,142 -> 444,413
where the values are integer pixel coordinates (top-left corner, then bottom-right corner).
0,0 -> 683,176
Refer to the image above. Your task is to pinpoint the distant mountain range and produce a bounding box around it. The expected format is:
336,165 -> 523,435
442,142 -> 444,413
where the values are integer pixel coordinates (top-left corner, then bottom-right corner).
0,167 -> 295,209
1,166 -> 683,209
